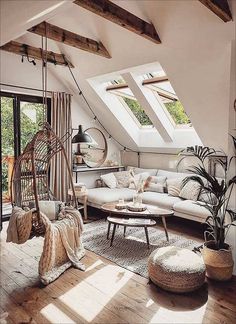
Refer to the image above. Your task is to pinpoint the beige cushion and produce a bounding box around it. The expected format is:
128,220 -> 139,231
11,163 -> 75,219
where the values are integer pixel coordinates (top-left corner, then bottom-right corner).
114,170 -> 133,188
141,192 -> 182,209
86,188 -> 135,206
173,200 -> 211,218
179,180 -> 201,201
100,172 -> 117,189
167,178 -> 183,197
157,169 -> 192,180
126,166 -> 157,176
144,176 -> 167,193
29,201 -> 63,221
198,191 -> 217,205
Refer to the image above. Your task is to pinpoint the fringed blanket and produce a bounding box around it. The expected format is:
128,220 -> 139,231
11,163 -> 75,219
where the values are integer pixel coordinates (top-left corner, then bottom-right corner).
7,206 -> 85,285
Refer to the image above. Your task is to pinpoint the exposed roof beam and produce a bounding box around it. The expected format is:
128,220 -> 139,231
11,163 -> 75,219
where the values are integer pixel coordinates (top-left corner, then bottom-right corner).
73,0 -> 161,44
28,21 -> 111,59
0,41 -> 74,67
142,76 -> 169,86
199,0 -> 232,22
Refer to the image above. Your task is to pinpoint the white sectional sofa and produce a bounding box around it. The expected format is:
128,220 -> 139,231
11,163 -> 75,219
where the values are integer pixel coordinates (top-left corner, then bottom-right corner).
79,167 -> 211,223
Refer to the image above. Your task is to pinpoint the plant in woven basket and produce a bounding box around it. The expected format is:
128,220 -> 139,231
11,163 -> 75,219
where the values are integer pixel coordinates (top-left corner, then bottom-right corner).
178,136 -> 236,280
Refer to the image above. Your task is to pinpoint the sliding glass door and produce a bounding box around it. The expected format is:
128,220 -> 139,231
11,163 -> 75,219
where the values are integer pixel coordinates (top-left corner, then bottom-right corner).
0,92 -> 50,223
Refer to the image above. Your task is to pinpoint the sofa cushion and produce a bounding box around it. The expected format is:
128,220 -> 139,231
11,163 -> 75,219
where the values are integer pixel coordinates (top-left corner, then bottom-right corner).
114,170 -> 132,188
141,192 -> 182,209
100,172 -> 117,189
144,176 -> 167,193
173,200 -> 211,219
157,169 -> 192,180
127,166 -> 157,176
166,178 -> 183,197
179,180 -> 201,201
86,188 -> 135,206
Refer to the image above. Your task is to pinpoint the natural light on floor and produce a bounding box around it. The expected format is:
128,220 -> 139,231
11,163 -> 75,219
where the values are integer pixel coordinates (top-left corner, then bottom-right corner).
149,303 -> 207,324
40,262 -> 134,322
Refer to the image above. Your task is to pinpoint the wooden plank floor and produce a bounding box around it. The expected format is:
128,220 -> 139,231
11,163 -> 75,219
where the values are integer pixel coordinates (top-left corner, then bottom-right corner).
0,219 -> 236,324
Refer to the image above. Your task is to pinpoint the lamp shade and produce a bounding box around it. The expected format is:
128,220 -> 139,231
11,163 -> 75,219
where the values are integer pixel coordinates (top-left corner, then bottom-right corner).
72,125 -> 92,144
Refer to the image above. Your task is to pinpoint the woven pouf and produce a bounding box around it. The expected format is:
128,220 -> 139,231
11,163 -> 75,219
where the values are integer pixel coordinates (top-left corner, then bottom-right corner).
148,246 -> 206,293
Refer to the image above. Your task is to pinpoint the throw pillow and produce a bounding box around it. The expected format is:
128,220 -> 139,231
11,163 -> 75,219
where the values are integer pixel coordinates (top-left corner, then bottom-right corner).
179,180 -> 201,201
100,172 -> 117,189
129,172 -> 150,190
167,178 -> 183,197
198,191 -> 217,205
144,176 -> 167,193
114,170 -> 133,188
29,200 -> 63,221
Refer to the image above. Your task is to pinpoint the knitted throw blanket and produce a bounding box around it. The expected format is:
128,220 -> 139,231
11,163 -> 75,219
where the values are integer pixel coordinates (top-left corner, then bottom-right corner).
7,206 -> 85,285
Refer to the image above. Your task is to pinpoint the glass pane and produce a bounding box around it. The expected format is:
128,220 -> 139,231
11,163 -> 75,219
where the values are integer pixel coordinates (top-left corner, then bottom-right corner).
164,101 -> 191,125
20,102 -> 45,152
1,96 -> 14,216
123,97 -> 153,126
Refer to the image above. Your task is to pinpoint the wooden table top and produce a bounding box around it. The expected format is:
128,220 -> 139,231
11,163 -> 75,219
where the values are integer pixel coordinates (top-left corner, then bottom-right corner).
107,216 -> 156,227
101,202 -> 174,218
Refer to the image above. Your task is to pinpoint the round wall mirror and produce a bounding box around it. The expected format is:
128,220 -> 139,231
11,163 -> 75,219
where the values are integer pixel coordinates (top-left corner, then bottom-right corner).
80,127 -> 108,168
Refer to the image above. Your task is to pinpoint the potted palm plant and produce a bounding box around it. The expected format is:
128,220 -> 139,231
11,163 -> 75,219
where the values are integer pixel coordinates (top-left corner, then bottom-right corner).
179,136 -> 236,281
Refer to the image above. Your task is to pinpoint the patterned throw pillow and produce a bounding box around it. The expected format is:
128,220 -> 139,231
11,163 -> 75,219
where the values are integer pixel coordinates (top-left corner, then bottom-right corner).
144,176 -> 167,193
167,178 -> 183,197
114,170 -> 133,188
179,180 -> 201,201
100,172 -> 117,189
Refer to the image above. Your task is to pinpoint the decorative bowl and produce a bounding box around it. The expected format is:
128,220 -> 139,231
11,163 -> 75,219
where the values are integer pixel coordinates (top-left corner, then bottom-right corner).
127,202 -> 147,212
115,203 -> 127,210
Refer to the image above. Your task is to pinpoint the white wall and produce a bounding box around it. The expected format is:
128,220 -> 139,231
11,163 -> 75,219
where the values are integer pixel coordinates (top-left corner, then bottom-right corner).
0,51 -> 121,189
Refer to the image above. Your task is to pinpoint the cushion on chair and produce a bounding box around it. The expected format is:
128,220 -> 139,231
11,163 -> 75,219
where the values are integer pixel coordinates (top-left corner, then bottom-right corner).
29,200 -> 63,221
148,246 -> 206,293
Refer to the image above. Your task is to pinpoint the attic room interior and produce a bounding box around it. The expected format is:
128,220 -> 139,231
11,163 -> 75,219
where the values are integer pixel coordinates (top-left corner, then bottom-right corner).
0,0 -> 236,323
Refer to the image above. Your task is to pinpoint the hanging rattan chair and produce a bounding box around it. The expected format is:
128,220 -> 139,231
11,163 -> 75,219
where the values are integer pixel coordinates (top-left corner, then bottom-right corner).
10,122 -> 77,237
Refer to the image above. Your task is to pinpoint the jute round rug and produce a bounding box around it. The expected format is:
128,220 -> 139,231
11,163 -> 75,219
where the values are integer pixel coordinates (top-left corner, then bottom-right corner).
83,220 -> 201,278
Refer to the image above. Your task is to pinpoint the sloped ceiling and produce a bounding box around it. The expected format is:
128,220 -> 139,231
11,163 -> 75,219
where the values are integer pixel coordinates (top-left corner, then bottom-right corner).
0,0 -> 235,151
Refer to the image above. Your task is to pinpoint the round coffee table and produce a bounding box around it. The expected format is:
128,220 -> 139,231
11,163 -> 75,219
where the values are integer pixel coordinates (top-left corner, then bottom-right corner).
101,202 -> 174,242
107,216 -> 156,249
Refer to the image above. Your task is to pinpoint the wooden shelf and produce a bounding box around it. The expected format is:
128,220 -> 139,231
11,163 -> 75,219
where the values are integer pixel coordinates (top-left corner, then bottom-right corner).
73,165 -> 125,173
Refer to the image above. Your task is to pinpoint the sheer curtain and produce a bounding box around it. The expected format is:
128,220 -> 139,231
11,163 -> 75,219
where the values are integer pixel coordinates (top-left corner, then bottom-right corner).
50,92 -> 72,202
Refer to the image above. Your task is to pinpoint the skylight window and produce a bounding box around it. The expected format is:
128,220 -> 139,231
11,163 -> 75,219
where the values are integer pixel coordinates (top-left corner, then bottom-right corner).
142,73 -> 191,127
106,79 -> 153,127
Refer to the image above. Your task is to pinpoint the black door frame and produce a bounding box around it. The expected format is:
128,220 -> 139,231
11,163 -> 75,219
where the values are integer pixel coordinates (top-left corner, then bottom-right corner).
0,91 -> 51,223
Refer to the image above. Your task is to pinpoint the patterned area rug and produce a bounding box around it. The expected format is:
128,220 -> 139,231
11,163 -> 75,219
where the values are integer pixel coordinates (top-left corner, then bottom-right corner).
83,220 -> 201,278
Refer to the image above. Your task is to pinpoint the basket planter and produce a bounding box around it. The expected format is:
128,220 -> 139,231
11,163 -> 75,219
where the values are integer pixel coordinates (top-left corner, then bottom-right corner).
202,241 -> 234,281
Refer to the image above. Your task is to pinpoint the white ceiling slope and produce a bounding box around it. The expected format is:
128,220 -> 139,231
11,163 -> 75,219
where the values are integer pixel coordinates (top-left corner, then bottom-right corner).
0,0 -> 235,152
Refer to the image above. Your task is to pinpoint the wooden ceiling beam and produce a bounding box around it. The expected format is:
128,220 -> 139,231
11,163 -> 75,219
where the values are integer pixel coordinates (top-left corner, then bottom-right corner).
28,21 -> 111,59
199,0 -> 232,22
73,0 -> 161,44
0,41 -> 74,67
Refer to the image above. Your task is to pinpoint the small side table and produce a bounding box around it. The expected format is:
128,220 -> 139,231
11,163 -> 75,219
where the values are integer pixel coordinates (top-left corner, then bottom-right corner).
107,217 -> 156,249
68,189 -> 88,221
